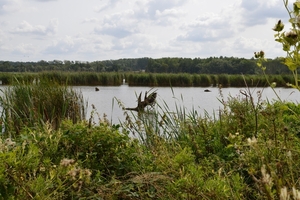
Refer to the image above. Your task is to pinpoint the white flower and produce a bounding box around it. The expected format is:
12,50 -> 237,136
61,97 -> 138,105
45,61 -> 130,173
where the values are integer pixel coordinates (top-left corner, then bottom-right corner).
292,187 -> 300,200
287,151 -> 292,159
247,136 -> 257,146
261,165 -> 273,186
60,158 -> 75,167
280,187 -> 289,200
5,138 -> 16,147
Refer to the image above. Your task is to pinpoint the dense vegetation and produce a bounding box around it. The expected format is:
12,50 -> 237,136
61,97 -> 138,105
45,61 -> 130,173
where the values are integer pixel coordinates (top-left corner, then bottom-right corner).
1,0 -> 300,199
0,72 -> 295,87
0,78 -> 300,199
0,56 -> 294,74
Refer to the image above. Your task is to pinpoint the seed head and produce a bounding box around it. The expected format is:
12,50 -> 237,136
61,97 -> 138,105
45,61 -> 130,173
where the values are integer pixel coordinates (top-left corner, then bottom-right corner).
254,50 -> 265,59
60,158 -> 75,167
273,20 -> 284,32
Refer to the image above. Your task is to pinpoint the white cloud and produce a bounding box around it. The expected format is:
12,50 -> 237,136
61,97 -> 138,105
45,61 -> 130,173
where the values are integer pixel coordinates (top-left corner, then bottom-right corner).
0,0 -> 293,61
0,0 -> 21,14
11,19 -> 58,36
94,10 -> 138,38
240,0 -> 287,26
82,18 -> 100,23
13,43 -> 35,54
177,7 -> 240,42
44,35 -> 87,55
94,0 -> 120,12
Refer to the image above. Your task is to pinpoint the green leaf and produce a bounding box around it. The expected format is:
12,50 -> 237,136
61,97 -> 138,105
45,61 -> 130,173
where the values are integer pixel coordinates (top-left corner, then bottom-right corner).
283,43 -> 290,51
284,57 -> 298,71
295,2 -> 300,9
275,38 -> 281,43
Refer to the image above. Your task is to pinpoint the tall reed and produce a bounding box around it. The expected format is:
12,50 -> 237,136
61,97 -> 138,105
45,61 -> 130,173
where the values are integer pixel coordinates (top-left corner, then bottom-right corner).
0,79 -> 87,137
0,72 -> 294,87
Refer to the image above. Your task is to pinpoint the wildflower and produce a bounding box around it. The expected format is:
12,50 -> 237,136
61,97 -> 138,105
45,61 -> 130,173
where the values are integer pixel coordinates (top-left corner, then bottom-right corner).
261,165 -> 273,187
292,187 -> 300,200
83,169 -> 92,177
5,138 -> 16,147
286,30 -> 298,39
247,136 -> 257,146
280,187 -> 289,200
273,20 -> 284,32
40,166 -> 46,172
285,30 -> 298,45
67,168 -> 81,180
60,158 -> 75,167
228,133 -> 236,139
287,151 -> 292,159
254,50 -> 265,59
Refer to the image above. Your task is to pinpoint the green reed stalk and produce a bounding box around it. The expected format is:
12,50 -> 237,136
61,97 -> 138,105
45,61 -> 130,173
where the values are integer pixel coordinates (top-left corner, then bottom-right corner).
0,78 -> 87,137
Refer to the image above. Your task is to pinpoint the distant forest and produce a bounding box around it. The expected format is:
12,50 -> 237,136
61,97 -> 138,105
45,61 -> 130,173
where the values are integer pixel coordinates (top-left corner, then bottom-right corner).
0,56 -> 292,74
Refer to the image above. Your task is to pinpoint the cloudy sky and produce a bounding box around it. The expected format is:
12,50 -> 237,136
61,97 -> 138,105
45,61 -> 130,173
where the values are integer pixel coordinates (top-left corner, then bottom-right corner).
0,0 -> 292,62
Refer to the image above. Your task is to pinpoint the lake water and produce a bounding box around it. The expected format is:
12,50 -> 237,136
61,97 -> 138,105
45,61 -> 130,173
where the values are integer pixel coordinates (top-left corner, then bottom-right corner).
73,85 -> 300,124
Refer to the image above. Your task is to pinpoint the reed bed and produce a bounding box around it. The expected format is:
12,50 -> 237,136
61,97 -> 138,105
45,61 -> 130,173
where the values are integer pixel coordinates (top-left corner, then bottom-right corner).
0,72 -> 123,86
0,72 -> 294,87
126,73 -> 293,87
0,79 -> 87,137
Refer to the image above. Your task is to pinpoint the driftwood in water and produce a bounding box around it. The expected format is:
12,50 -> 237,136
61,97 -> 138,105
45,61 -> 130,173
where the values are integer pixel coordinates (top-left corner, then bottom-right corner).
125,91 -> 157,112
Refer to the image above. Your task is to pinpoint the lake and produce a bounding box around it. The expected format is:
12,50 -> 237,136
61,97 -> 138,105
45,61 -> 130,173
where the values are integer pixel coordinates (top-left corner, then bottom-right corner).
73,85 -> 300,124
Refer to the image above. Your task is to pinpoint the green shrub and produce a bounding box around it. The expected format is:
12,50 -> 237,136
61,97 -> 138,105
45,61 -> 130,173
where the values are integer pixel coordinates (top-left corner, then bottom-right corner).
59,120 -> 142,179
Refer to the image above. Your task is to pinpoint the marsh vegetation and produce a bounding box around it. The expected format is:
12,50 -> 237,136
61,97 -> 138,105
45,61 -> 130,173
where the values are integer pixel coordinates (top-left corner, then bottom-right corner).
0,78 -> 300,199
1,0 -> 300,199
0,72 -> 295,87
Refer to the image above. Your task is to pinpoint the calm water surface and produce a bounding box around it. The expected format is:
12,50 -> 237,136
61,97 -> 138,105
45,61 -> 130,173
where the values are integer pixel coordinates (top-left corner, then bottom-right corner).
74,85 -> 300,124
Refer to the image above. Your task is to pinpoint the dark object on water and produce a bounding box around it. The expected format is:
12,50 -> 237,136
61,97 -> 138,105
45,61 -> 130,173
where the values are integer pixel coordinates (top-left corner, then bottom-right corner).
95,87 -> 99,91
204,89 -> 211,92
126,91 -> 157,112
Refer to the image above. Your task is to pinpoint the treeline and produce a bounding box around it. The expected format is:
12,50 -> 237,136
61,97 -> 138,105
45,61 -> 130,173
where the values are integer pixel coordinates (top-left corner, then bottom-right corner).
0,56 -> 292,74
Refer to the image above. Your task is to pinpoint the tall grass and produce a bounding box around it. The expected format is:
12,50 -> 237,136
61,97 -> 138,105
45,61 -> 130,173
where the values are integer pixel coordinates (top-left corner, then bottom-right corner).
0,72 -> 294,87
119,85 -> 300,198
0,79 -> 87,137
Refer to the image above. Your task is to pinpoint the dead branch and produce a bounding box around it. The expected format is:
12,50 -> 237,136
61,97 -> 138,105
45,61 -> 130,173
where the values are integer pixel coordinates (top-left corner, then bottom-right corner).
125,91 -> 157,112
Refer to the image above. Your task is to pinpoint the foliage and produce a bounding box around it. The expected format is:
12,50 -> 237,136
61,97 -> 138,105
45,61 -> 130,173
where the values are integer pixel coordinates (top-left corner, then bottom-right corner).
0,74 -> 300,199
0,56 -> 292,74
256,0 -> 300,91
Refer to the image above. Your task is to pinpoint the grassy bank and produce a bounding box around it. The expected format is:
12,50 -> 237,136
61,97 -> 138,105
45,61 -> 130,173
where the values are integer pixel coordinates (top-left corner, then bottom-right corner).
0,72 -> 294,87
0,79 -> 300,199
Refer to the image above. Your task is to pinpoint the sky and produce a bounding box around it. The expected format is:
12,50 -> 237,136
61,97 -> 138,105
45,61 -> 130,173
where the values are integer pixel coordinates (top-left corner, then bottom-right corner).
0,0 -> 292,62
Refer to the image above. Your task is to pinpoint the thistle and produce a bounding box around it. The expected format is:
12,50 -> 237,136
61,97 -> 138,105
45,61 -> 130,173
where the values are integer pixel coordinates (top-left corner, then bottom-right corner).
273,20 -> 284,32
